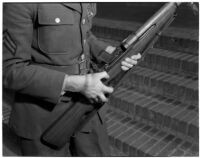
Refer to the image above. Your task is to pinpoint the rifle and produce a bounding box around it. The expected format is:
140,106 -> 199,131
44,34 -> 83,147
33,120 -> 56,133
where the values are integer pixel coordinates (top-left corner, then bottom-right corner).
41,2 -> 181,149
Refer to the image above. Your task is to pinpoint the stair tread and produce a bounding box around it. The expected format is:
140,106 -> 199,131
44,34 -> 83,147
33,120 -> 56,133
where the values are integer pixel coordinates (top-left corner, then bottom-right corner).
148,48 -> 198,63
149,48 -> 198,58
129,66 -> 197,89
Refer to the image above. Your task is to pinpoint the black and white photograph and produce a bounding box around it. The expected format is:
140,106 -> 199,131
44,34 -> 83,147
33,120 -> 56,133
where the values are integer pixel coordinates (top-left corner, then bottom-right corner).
2,2 -> 199,156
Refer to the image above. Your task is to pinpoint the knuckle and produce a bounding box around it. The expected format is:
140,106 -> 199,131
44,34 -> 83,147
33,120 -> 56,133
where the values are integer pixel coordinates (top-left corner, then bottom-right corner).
134,60 -> 137,64
127,62 -> 131,66
128,63 -> 133,67
125,57 -> 130,62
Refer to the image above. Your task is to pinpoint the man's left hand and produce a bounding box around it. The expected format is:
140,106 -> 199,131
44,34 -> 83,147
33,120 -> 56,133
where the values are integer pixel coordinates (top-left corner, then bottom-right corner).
121,53 -> 141,71
105,46 -> 141,71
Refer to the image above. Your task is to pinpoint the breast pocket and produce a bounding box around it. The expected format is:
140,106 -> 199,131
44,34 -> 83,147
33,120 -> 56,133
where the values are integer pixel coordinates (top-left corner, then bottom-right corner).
37,4 -> 75,54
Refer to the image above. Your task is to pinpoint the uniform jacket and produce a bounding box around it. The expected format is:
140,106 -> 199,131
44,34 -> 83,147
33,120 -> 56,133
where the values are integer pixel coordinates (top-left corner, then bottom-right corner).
3,3 -> 111,139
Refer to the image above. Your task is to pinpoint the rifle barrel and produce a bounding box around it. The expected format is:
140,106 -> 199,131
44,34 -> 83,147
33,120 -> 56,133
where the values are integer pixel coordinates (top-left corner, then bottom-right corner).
122,2 -> 180,50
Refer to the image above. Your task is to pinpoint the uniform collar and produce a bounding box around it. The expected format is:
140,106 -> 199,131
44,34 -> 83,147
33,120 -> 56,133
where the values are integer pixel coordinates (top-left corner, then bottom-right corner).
62,3 -> 82,13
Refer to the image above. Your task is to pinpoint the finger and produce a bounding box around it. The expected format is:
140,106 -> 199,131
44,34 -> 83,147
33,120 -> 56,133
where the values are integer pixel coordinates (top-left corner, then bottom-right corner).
121,61 -> 135,68
131,53 -> 141,60
121,65 -> 129,71
86,93 -> 96,100
98,71 -> 110,79
89,98 -> 96,104
125,57 -> 138,65
98,93 -> 108,102
102,85 -> 114,94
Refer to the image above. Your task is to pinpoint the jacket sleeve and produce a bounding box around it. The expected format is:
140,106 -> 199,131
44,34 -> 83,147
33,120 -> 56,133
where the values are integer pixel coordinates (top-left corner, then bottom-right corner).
3,4 -> 65,104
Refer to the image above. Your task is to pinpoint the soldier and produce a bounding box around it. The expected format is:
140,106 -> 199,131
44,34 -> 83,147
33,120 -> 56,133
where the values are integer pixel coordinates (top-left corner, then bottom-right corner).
3,3 -> 141,156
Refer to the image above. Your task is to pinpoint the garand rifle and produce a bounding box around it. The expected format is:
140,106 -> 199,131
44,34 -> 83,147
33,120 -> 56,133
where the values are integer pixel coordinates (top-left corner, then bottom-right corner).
41,2 -> 181,149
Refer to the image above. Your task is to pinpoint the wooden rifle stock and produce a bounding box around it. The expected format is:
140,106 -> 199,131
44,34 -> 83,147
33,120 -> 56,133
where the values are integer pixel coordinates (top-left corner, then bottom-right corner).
41,2 -> 180,149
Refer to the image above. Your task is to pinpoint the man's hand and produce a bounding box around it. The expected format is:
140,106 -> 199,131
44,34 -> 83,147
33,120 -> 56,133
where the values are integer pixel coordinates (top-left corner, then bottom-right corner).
105,46 -> 141,71
121,53 -> 141,71
83,72 -> 113,102
62,72 -> 113,102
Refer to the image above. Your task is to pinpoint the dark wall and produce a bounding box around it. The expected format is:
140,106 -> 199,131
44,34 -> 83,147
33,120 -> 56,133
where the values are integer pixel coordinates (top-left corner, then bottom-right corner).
96,3 -> 199,29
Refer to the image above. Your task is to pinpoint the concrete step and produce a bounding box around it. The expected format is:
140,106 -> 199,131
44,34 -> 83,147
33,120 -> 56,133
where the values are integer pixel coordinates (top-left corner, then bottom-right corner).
109,87 -> 198,142
120,66 -> 198,105
106,108 -> 199,156
92,18 -> 198,55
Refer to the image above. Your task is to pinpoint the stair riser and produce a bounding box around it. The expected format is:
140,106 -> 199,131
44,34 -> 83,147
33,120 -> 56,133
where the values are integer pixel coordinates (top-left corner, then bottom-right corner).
106,109 -> 198,157
110,135 -> 155,157
154,35 -> 198,55
142,53 -> 198,78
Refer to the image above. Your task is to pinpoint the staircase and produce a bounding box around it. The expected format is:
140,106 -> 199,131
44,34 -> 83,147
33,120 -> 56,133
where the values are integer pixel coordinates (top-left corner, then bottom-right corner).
91,17 -> 199,156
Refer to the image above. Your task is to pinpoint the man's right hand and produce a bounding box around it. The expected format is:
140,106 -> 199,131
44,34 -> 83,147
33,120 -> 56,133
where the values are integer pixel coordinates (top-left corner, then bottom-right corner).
62,71 -> 114,102
82,72 -> 113,102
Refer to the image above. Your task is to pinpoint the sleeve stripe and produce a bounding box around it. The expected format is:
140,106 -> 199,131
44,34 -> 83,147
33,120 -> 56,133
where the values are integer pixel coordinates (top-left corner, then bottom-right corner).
5,34 -> 17,49
3,39 -> 16,54
3,31 -> 17,50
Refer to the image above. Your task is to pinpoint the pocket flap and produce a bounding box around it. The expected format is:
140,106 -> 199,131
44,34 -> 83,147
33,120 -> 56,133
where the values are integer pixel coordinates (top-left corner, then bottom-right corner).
38,4 -> 74,25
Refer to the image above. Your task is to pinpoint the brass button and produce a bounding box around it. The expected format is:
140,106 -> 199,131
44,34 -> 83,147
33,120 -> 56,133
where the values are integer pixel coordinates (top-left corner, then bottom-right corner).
83,39 -> 86,44
55,18 -> 61,23
82,19 -> 86,25
81,54 -> 85,60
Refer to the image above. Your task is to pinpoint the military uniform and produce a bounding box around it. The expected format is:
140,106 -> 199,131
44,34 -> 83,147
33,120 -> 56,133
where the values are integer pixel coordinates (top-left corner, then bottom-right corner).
3,3 -> 112,156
